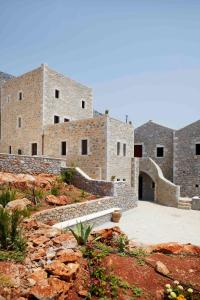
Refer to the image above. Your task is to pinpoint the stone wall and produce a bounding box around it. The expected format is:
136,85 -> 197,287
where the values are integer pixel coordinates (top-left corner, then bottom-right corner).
0,154 -> 65,174
174,120 -> 200,197
43,116 -> 107,180
135,121 -> 174,181
43,65 -> 93,126
0,66 -> 44,155
107,117 -> 134,184
33,167 -> 137,224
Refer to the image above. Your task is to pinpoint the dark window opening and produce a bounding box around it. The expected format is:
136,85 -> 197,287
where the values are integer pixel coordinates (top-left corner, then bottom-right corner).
123,179 -> 126,181
64,118 -> 70,122
54,115 -> 60,124
157,147 -> 164,157
152,182 -> 155,189
19,92 -> 22,100
82,100 -> 85,109
9,146 -> 11,154
61,141 -> 67,156
134,144 -> 143,157
55,89 -> 60,99
81,139 -> 88,155
123,143 -> 126,156
117,178 -> 120,181
117,142 -> 120,156
18,117 -> 21,128
196,144 -> 200,155
18,149 -> 22,155
31,143 -> 37,156
196,184 -> 199,188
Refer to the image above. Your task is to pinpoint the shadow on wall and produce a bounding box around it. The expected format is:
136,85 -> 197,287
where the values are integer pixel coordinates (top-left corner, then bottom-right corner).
139,171 -> 155,201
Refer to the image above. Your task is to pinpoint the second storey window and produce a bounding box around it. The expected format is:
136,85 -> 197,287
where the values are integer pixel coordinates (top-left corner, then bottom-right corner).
123,143 -> 126,156
156,146 -> 164,157
55,89 -> 60,99
18,117 -> 22,128
196,144 -> 200,155
117,142 -> 120,156
82,100 -> 85,109
18,92 -> 23,100
81,139 -> 88,155
134,144 -> 143,157
61,141 -> 67,156
18,149 -> 22,155
54,115 -> 60,124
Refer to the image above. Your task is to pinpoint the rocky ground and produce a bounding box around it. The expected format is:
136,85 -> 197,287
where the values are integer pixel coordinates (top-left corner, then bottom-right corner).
0,172 -> 97,216
0,221 -> 199,300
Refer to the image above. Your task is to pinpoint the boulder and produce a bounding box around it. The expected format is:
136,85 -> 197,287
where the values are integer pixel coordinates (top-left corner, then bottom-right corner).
6,198 -> 32,211
45,261 -> 79,281
45,195 -> 66,206
151,242 -> 200,255
56,249 -> 82,263
32,236 -> 49,246
155,261 -> 170,276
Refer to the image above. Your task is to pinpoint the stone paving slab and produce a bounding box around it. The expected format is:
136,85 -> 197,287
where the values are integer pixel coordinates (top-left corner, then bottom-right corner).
95,201 -> 200,245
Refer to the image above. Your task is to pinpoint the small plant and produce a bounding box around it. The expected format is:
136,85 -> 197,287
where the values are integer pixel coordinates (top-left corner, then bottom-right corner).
0,189 -> 16,207
50,185 -> 60,196
80,189 -> 86,198
111,175 -> 116,181
117,235 -> 128,253
61,168 -> 75,184
0,207 -> 27,253
164,281 -> 196,299
30,187 -> 44,205
69,222 -> 93,245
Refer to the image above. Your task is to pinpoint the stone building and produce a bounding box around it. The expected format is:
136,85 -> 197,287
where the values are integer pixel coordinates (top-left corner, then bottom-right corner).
0,64 -> 134,184
135,120 -> 200,198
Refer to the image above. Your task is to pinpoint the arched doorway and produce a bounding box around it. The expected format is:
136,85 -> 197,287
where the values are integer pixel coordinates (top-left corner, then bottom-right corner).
139,171 -> 155,201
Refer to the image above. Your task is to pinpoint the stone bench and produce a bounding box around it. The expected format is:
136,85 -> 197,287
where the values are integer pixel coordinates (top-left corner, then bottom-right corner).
52,207 -> 120,230
192,196 -> 200,210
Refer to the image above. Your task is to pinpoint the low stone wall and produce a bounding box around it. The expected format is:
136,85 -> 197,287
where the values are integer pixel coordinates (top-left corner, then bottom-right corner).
33,167 -> 137,225
62,167 -> 114,196
0,153 -> 66,174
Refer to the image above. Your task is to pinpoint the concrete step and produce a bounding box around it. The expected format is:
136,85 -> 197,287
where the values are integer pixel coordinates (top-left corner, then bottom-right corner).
178,203 -> 191,210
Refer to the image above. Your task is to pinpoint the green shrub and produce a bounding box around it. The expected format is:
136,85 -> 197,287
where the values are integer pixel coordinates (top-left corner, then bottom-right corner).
0,207 -> 27,252
50,185 -> 60,196
69,222 -> 93,245
61,169 -> 75,184
0,189 -> 16,207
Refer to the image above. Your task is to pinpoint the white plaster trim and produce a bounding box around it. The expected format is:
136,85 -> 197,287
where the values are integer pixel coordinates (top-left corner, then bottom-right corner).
52,207 -> 120,229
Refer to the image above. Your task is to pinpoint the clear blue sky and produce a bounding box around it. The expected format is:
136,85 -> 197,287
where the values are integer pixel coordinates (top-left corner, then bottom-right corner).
0,0 -> 200,128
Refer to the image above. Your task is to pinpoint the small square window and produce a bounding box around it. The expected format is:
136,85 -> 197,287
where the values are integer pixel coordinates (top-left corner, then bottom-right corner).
55,89 -> 60,99
82,100 -> 85,109
196,144 -> 200,155
61,141 -> 67,156
195,184 -> 199,188
117,142 -> 120,156
54,115 -> 60,124
123,179 -> 126,182
18,149 -> 22,155
157,147 -> 164,157
123,144 -> 126,156
117,178 -> 120,181
81,139 -> 88,155
19,92 -> 22,100
64,118 -> 70,122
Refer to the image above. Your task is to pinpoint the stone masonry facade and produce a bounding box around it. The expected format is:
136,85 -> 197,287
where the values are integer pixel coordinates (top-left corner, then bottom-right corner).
0,64 -> 135,185
135,120 -> 200,197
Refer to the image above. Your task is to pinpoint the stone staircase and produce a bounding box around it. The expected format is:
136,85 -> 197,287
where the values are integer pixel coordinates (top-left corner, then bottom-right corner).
178,197 -> 192,210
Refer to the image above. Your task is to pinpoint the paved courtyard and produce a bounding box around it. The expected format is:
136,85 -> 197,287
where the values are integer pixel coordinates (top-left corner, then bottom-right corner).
96,201 -> 200,245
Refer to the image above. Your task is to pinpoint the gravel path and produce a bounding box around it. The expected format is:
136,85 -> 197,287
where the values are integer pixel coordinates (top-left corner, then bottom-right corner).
95,201 -> 200,245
